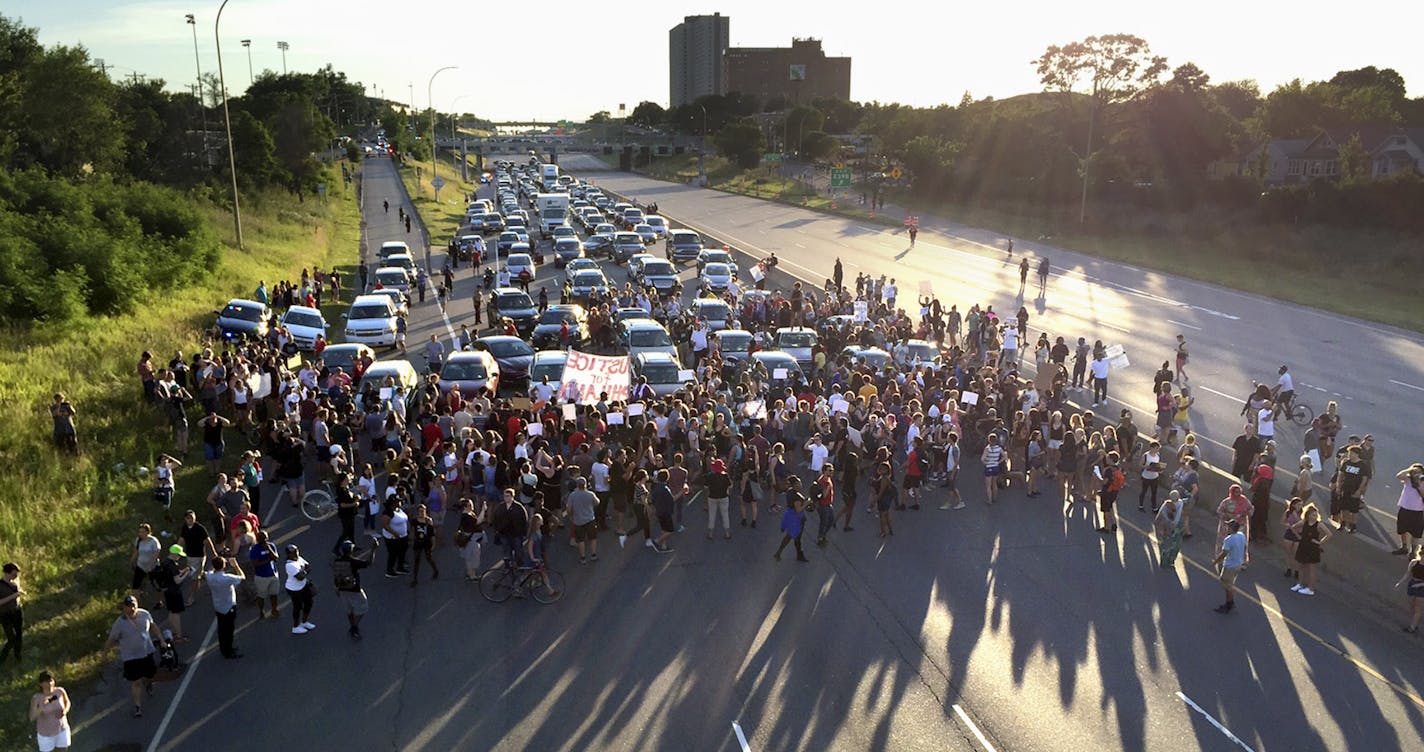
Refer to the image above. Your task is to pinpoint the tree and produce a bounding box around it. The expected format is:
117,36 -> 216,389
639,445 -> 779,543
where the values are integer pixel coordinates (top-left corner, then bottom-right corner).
1034,33 -> 1168,222
901,135 -> 961,193
785,105 -> 825,156
1210,80 -> 1261,121
800,131 -> 840,161
713,119 -> 764,168
229,110 -> 283,188
627,101 -> 666,128
1336,133 -> 1370,184
587,111 -> 611,124
1329,66 -> 1407,103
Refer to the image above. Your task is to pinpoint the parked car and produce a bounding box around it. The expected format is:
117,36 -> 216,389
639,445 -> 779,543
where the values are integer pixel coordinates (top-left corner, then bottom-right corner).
643,216 -> 669,239
774,327 -> 819,372
632,223 -> 657,245
713,329 -> 753,377
632,351 -> 687,397
667,230 -> 703,261
622,319 -> 678,361
553,237 -> 584,267
506,253 -> 536,285
531,304 -> 588,349
569,268 -> 611,301
637,258 -> 681,296
318,343 -> 375,378
612,232 -> 645,263
280,305 -> 329,350
750,350 -> 804,388
529,350 -> 568,394
687,297 -> 734,331
357,360 -> 420,404
698,262 -> 736,294
371,266 -> 411,294
471,335 -> 535,382
696,248 -> 738,275
215,298 -> 269,341
439,350 -> 499,396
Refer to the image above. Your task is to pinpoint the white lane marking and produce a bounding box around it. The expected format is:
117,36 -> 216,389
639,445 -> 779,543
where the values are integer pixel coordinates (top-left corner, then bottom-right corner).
794,243 -> 806,249
438,302 -> 460,347
952,704 -> 998,752
1098,320 -> 1132,334
1301,383 -> 1329,392
1195,385 -> 1240,402
1176,691 -> 1256,751
1390,379 -> 1424,393
147,619 -> 217,752
731,721 -> 752,752
858,225 -> 881,232
1166,319 -> 1202,331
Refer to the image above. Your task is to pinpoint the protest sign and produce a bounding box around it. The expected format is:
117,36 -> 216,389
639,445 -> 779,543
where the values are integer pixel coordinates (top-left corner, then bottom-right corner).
556,350 -> 631,404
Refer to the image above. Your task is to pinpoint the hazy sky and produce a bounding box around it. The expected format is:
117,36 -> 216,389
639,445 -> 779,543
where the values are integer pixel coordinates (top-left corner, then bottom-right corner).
9,0 -> 1423,121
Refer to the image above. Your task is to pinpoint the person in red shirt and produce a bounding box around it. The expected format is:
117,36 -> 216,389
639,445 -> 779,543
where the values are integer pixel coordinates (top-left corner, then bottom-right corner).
904,436 -> 926,510
228,500 -> 260,536
567,424 -> 587,452
421,417 -> 443,456
814,463 -> 837,545
506,415 -> 523,450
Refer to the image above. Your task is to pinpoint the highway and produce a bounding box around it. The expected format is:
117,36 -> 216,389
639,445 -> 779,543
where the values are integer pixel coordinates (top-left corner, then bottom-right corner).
71,156 -> 1424,752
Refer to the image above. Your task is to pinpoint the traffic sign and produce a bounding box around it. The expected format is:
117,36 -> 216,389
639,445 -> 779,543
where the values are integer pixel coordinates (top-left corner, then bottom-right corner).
889,167 -> 903,180
764,153 -> 782,164
831,168 -> 852,187
431,176 -> 447,190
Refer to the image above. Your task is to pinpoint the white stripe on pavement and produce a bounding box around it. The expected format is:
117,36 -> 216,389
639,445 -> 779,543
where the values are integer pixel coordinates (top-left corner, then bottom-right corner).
1167,319 -> 1203,331
1194,384 -> 1241,403
1176,691 -> 1257,751
147,619 -> 217,752
952,704 -> 998,752
1390,379 -> 1424,393
731,720 -> 752,752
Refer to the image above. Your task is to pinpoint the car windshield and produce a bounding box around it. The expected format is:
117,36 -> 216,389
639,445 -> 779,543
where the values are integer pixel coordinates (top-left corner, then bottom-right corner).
573,272 -> 604,286
348,304 -> 391,320
643,261 -> 674,276
285,311 -> 324,328
441,361 -> 487,381
640,363 -> 680,384
635,224 -> 653,233
508,255 -> 532,266
615,233 -> 641,244
487,339 -> 533,357
647,218 -> 665,227
556,240 -> 580,252
377,270 -> 405,283
596,225 -> 616,235
696,302 -> 729,317
496,293 -> 534,310
629,329 -> 672,347
674,233 -> 700,245
531,362 -> 565,382
539,309 -> 579,325
221,304 -> 261,322
718,334 -> 751,352
778,331 -> 817,348
705,263 -> 730,276
906,344 -> 938,360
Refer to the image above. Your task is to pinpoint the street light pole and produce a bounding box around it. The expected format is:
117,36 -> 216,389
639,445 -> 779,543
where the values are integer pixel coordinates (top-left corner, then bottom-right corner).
215,0 -> 243,248
185,14 -> 210,169
696,103 -> 707,185
276,40 -> 288,74
240,39 -> 252,84
427,65 -> 457,196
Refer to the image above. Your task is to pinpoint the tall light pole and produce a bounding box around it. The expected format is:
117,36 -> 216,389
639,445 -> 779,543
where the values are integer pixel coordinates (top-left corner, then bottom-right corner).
696,103 -> 708,185
240,39 -> 252,84
185,14 -> 210,168
427,65 -> 457,194
215,0 -> 243,248
276,40 -> 288,74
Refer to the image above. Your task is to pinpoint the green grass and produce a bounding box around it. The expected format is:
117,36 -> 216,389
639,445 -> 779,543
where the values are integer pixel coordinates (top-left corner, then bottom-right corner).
0,163 -> 361,740
399,153 -> 482,242
634,155 -> 1423,332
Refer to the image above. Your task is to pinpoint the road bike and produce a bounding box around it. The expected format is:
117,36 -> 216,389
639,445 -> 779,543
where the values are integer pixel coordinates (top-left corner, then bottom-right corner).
478,554 -> 564,604
1281,399 -> 1314,428
299,478 -> 339,522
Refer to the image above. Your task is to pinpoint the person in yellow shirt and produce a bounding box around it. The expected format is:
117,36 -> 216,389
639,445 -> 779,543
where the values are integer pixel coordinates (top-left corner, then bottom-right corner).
1173,386 -> 1194,442
858,381 -> 879,401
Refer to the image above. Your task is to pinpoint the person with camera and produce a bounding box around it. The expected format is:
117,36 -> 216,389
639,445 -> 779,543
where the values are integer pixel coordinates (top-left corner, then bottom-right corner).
30,671 -> 71,751
1394,463 -> 1424,556
333,538 -> 375,640
205,555 -> 245,659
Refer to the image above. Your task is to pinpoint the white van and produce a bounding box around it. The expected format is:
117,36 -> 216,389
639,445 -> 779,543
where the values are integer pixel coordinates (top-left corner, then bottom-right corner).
343,294 -> 399,348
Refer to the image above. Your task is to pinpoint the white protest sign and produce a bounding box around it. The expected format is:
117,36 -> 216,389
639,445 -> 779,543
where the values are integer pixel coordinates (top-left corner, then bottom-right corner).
772,368 -> 788,380
919,280 -> 933,298
751,264 -> 764,282
832,399 -> 849,414
555,350 -> 631,405
562,403 -> 577,422
853,300 -> 868,323
527,423 -> 543,436
627,403 -> 645,417
677,369 -> 695,383
1105,344 -> 1130,372
607,412 -> 626,425
253,373 -> 272,400
742,400 -> 767,420
961,391 -> 979,405
379,387 -> 393,400
848,426 -> 863,447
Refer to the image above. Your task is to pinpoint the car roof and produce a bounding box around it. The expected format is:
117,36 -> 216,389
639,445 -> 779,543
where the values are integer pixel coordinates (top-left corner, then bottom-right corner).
533,350 -> 568,363
671,230 -> 699,239
717,328 -> 752,337
624,320 -> 669,331
635,351 -> 679,365
752,350 -> 797,362
375,266 -> 406,274
364,360 -> 414,374
477,335 -> 524,344
322,343 -> 369,353
224,298 -> 265,309
351,294 -> 393,306
493,287 -> 528,296
776,326 -> 814,334
445,350 -> 491,363
285,305 -> 323,316
508,253 -> 532,263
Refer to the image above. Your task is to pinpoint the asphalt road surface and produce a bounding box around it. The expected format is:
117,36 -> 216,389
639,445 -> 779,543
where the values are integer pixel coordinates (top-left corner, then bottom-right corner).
71,156 -> 1424,752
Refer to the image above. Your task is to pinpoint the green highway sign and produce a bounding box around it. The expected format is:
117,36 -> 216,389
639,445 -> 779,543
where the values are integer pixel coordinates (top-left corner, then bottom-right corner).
764,153 -> 782,163
831,168 -> 852,187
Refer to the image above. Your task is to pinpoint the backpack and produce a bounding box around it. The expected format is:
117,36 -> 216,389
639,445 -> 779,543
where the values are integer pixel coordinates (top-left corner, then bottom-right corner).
915,449 -> 930,475
332,558 -> 358,591
1107,467 -> 1127,493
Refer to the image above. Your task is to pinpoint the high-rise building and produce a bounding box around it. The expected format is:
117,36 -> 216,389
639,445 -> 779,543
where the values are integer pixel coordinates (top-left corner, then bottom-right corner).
669,13 -> 730,108
723,38 -> 851,105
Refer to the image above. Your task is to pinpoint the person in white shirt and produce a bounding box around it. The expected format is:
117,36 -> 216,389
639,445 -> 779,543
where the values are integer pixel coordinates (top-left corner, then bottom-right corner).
1257,405 -> 1276,441
690,323 -> 709,366
530,376 -> 556,405
1274,365 -> 1296,420
1090,353 -> 1111,407
805,434 -> 830,472
1001,326 -> 1020,367
282,545 -> 316,635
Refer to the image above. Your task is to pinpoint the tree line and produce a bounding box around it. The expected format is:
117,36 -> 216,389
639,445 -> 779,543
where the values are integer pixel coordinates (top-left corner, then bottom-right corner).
617,34 -> 1424,232
0,14 -> 486,325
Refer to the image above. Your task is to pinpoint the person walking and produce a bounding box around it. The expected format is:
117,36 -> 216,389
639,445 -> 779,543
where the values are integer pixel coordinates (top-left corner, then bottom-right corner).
1393,463 -> 1424,556
981,434 -> 1005,504
1018,258 -> 1029,293
248,530 -> 281,621
1290,504 -> 1331,596
30,671 -> 71,752
333,538 -> 374,640
1213,520 -> 1247,614
0,562 -> 24,664
1397,550 -> 1424,634
1095,451 -> 1125,534
773,481 -> 809,562
1037,257 -> 1050,294
1138,441 -> 1163,512
568,477 -> 600,564
1154,491 -> 1187,569
153,545 -> 192,643
381,497 -> 411,577
455,498 -> 487,581
205,555 -> 245,659
874,460 -> 896,538
104,595 -> 163,718
814,463 -> 837,546
651,469 -> 677,554
409,504 -> 440,585
283,545 -> 317,635
706,459 -> 733,540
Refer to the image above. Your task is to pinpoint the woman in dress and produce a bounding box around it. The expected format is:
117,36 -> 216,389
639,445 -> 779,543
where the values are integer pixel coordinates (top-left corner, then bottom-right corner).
1281,497 -> 1304,579
1291,504 -> 1331,596
1154,490 -> 1188,568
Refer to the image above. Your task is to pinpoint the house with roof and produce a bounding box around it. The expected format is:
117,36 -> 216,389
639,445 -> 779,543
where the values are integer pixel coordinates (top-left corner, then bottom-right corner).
1211,127 -> 1424,184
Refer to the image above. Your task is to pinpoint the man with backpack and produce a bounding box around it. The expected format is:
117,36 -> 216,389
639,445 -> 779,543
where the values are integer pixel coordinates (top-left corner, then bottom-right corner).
332,538 -> 375,640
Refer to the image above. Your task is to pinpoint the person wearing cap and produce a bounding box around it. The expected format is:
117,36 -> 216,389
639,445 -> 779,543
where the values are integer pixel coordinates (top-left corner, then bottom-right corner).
1393,464 -> 1424,556
206,556 -> 245,659
153,545 -> 193,643
104,595 -> 164,718
283,545 -> 317,635
706,458 -> 732,540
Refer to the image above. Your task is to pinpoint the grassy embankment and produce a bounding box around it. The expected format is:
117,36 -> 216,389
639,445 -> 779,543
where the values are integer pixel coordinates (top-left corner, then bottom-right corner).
398,153 -> 484,241
0,164 -> 361,741
635,154 -> 1423,332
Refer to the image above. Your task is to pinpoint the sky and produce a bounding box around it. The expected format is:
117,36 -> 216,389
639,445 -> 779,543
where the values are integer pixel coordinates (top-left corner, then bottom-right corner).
8,0 -> 1424,122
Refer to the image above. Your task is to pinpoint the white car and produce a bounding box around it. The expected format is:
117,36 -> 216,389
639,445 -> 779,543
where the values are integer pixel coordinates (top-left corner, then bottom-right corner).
628,253 -> 657,278
632,223 -> 658,245
343,294 -> 399,348
280,306 -> 327,350
506,253 -> 536,284
699,262 -> 735,293
643,216 -> 669,239
592,223 -> 617,241
564,257 -> 599,280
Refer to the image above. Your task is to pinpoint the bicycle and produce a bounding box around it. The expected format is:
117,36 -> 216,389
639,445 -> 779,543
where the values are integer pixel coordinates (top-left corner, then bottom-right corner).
478,554 -> 564,604
299,478 -> 339,522
1281,399 -> 1314,428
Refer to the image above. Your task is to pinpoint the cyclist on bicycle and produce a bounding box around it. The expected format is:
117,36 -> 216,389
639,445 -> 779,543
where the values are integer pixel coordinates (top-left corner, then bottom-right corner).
1272,365 -> 1295,420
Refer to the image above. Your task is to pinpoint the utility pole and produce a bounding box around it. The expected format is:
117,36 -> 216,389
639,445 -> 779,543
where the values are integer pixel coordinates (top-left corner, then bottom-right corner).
216,0 -> 244,248
185,14 -> 211,169
94,58 -> 108,76
240,39 -> 253,84
276,40 -> 289,74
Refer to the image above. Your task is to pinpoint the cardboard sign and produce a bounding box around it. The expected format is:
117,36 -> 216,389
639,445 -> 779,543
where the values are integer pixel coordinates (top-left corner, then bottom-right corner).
961,391 -> 979,406
555,349 -> 632,405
